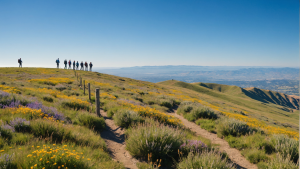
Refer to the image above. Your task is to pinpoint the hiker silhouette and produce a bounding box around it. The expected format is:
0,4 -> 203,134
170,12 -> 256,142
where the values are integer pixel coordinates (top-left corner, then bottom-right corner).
73,61 -> 75,70
64,59 -> 67,69
89,62 -> 93,71
56,58 -> 60,68
76,61 -> 79,70
80,61 -> 84,70
18,58 -> 22,68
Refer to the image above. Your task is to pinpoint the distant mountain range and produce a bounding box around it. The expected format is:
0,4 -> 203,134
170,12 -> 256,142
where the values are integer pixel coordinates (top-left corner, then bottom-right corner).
95,66 -> 299,96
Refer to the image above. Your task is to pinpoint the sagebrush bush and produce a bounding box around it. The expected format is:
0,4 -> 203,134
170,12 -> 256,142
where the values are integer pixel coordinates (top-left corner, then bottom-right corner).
73,112 -> 105,132
184,107 -> 218,122
177,150 -> 234,169
217,118 -> 253,137
43,96 -> 53,102
126,120 -> 185,165
113,109 -> 143,128
265,153 -> 299,169
30,119 -> 106,149
195,119 -> 216,133
9,117 -> 31,132
271,134 -> 299,163
243,149 -> 268,164
0,124 -> 14,140
179,140 -> 208,155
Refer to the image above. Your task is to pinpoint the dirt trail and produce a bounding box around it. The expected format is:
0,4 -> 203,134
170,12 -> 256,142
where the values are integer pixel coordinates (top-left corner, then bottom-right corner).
100,110 -> 138,169
169,111 -> 257,169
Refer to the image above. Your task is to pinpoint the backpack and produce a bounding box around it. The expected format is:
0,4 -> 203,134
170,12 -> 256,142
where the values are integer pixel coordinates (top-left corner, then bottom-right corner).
18,59 -> 20,63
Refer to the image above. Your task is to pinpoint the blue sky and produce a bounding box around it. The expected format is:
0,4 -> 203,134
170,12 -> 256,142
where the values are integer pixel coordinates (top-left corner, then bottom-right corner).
0,0 -> 298,68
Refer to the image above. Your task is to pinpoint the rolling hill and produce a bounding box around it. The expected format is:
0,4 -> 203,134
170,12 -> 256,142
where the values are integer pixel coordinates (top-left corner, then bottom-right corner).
158,80 -> 299,130
0,68 -> 298,169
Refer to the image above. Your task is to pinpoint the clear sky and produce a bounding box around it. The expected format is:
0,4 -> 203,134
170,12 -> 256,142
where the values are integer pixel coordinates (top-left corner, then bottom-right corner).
0,0 -> 298,68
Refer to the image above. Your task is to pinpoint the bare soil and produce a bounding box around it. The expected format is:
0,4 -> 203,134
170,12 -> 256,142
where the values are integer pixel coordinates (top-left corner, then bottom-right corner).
100,110 -> 138,169
169,111 -> 258,169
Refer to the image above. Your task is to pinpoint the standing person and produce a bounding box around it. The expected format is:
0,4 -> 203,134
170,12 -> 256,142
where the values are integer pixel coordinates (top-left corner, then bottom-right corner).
56,58 -> 60,68
18,58 -> 22,68
68,60 -> 71,69
80,61 -> 84,70
89,62 -> 93,71
64,59 -> 67,69
85,62 -> 88,71
76,61 -> 79,70
73,61 -> 75,70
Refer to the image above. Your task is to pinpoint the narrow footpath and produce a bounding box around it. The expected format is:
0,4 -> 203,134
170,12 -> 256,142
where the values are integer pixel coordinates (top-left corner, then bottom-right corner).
169,110 -> 257,169
100,110 -> 138,169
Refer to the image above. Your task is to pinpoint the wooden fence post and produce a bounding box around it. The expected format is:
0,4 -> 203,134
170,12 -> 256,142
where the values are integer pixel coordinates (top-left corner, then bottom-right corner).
83,80 -> 85,95
80,77 -> 82,87
88,83 -> 91,100
95,88 -> 100,117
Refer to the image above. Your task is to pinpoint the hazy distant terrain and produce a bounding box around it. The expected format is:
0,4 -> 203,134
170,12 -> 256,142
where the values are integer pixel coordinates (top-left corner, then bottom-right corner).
95,66 -> 299,96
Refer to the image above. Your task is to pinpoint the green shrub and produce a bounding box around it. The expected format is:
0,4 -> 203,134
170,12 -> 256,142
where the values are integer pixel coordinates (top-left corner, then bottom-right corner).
243,149 -> 268,164
271,134 -> 299,163
177,150 -> 234,169
30,119 -> 106,149
61,101 -> 90,111
265,153 -> 298,169
177,101 -> 197,115
73,112 -> 105,132
225,135 -> 249,150
217,118 -> 253,137
10,133 -> 31,145
0,124 -> 14,140
43,96 -> 54,102
126,120 -> 185,165
113,109 -> 143,128
195,119 -> 216,133
136,162 -> 160,169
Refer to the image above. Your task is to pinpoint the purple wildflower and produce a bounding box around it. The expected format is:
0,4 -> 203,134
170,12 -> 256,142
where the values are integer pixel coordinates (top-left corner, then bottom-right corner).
10,117 -> 30,128
0,91 -> 10,98
26,102 -> 65,121
0,124 -> 15,132
0,153 -> 13,168
180,140 -> 208,153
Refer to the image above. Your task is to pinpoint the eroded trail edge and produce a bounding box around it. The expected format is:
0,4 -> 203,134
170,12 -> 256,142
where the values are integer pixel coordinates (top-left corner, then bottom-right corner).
100,110 -> 138,169
170,111 -> 257,169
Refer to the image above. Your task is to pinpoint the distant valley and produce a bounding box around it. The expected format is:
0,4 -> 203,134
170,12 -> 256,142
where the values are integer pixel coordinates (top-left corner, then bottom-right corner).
95,66 -> 299,96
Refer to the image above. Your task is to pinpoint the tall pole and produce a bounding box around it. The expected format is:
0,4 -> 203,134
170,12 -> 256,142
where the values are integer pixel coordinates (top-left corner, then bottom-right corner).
88,83 -> 91,100
95,88 -> 100,117
83,80 -> 85,95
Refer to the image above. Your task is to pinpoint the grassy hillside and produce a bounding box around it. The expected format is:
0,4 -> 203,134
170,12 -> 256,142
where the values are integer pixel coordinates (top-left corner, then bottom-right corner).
160,80 -> 299,130
195,82 -> 299,110
0,68 -> 298,169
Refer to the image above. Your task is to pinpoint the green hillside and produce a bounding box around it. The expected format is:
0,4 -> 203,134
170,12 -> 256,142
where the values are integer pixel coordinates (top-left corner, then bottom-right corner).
159,80 -> 299,130
195,82 -> 299,110
0,68 -> 298,169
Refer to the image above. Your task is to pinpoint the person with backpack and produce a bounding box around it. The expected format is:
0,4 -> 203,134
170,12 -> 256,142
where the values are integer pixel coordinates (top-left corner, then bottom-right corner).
89,62 -> 93,71
56,58 -> 60,68
80,61 -> 84,70
18,58 -> 22,68
68,60 -> 71,69
64,59 -> 67,69
85,62 -> 88,71
76,61 -> 79,70
73,61 -> 75,70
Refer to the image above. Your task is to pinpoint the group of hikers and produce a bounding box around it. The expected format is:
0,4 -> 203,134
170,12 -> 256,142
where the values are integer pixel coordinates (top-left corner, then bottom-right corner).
17,58 -> 93,71
56,59 -> 93,71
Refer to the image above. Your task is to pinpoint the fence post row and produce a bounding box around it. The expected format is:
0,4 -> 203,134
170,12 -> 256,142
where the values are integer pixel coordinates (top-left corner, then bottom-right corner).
88,83 -> 91,100
83,80 -> 85,95
95,88 -> 100,117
